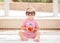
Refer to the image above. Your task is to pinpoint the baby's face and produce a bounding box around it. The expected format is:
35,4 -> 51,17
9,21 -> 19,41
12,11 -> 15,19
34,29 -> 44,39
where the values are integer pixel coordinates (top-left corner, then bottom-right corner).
26,8 -> 35,19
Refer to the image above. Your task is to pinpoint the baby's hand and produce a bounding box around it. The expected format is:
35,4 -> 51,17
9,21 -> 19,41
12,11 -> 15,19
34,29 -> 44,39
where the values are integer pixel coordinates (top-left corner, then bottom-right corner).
32,28 -> 37,32
27,26 -> 33,32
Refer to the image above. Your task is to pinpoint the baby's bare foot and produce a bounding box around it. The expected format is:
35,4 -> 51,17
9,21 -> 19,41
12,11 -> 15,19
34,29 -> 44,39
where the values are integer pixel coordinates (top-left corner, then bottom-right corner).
21,37 -> 28,41
34,39 -> 40,42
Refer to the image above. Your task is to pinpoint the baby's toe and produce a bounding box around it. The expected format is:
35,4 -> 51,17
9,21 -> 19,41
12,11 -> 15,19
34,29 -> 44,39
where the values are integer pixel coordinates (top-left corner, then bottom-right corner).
21,38 -> 28,41
34,39 -> 40,42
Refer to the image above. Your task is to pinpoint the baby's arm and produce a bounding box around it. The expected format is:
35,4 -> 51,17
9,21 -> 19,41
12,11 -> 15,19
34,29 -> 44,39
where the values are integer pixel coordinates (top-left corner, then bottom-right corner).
21,20 -> 27,30
33,21 -> 40,32
33,27 -> 39,32
21,26 -> 28,31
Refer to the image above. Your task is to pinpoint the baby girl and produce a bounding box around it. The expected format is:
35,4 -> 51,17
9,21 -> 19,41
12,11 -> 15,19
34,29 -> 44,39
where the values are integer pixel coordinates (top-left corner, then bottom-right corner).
19,7 -> 40,42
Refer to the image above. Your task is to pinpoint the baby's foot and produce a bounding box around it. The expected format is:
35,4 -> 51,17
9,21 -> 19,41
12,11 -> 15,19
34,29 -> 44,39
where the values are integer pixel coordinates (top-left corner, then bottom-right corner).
21,37 -> 28,41
34,39 -> 40,42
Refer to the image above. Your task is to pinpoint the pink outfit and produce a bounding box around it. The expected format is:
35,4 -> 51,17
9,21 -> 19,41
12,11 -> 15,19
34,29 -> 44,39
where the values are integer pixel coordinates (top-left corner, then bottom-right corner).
21,18 -> 39,38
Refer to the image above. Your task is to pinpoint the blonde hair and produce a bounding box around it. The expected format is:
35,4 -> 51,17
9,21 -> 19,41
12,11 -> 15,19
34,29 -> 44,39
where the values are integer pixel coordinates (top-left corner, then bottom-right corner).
26,7 -> 36,12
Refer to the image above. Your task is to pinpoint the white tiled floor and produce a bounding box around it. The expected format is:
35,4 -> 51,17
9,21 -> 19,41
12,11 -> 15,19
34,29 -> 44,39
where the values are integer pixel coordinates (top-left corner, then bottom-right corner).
0,30 -> 60,43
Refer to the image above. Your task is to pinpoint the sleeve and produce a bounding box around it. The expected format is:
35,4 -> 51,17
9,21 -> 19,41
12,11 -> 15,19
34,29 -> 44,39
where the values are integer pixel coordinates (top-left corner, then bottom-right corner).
21,20 -> 26,27
35,21 -> 39,28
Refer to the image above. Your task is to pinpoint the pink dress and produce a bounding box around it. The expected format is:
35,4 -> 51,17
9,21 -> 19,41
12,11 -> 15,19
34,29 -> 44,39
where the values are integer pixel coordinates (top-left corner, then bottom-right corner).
21,18 -> 39,38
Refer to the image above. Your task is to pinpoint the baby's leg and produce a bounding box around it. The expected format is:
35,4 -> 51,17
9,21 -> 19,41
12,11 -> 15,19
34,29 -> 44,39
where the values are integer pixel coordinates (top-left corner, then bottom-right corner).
34,31 -> 40,42
19,31 -> 28,41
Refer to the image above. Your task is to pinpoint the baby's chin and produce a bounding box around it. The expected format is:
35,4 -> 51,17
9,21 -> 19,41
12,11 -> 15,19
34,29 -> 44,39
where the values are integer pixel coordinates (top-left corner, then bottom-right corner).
28,17 -> 34,19
29,18 -> 33,20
